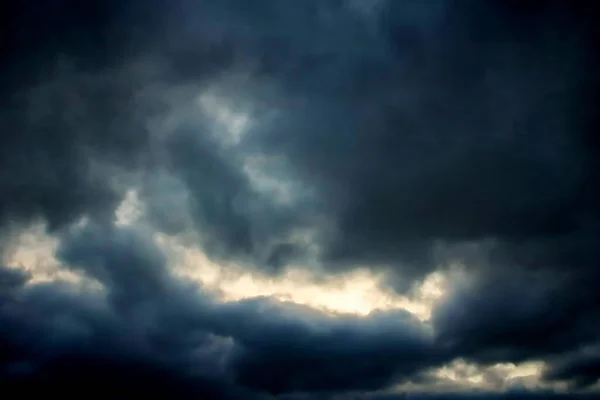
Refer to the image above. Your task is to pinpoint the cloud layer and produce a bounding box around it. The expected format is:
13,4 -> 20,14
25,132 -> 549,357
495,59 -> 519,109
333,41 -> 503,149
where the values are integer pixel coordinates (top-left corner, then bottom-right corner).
1,0 -> 599,398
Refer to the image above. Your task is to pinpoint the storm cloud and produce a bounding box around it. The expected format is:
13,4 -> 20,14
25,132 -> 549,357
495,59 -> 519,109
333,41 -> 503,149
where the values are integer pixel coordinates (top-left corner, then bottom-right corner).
0,224 -> 441,397
1,0 -> 599,398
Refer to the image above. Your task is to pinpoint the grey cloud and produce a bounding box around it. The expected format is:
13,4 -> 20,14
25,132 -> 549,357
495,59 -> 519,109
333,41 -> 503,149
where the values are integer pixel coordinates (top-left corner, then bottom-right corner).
151,0 -> 599,285
431,268 -> 600,388
250,2 -> 592,278
216,300 -> 439,394
544,348 -> 600,389
367,392 -> 600,400
1,0 -> 599,397
0,223 -> 445,397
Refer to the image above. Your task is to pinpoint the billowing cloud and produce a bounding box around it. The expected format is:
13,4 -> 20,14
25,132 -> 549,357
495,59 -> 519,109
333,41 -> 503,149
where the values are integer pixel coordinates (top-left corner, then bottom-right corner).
0,223 -> 441,397
0,0 -> 599,398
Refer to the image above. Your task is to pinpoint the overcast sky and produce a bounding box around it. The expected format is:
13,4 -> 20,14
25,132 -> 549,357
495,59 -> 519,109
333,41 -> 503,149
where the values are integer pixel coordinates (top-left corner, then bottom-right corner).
1,1 -> 599,399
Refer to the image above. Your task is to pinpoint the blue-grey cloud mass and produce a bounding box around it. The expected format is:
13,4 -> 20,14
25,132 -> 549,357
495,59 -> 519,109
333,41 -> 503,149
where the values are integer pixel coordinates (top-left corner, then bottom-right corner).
0,1 -> 599,398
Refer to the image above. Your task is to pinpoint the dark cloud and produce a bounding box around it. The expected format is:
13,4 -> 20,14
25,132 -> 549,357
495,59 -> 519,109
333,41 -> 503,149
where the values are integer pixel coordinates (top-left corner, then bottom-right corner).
251,1 -> 597,279
430,261 -> 600,389
433,269 -> 600,362
544,349 -> 600,389
218,301 -> 439,394
1,0 -> 599,398
0,1 -> 154,235
368,392 -> 600,400
0,223 -> 443,397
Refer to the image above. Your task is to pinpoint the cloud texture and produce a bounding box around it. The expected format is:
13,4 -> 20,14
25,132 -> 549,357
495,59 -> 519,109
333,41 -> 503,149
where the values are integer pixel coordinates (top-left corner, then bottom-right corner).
0,0 -> 599,398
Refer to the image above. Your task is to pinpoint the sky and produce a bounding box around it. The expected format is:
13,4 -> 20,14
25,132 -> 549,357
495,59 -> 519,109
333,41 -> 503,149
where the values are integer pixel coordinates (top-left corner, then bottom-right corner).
1,1 -> 599,399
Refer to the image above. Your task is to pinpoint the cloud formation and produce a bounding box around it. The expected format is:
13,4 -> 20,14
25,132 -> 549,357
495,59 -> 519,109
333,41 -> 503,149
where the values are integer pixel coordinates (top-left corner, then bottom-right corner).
1,0 -> 599,398
0,224 -> 439,397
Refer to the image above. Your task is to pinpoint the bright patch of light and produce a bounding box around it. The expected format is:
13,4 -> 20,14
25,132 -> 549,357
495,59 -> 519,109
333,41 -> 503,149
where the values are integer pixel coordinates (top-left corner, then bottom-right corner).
196,90 -> 251,146
115,189 -> 144,226
157,232 -> 446,320
416,270 -> 448,303
242,155 -> 298,205
5,184 -> 448,321
430,359 -> 561,392
112,185 -> 451,320
3,222 -> 100,290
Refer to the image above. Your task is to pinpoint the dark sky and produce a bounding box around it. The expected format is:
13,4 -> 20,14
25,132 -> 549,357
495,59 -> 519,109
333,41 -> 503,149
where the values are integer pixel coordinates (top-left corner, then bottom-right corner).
1,1 -> 599,398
